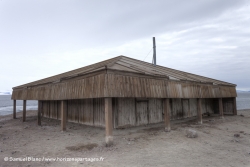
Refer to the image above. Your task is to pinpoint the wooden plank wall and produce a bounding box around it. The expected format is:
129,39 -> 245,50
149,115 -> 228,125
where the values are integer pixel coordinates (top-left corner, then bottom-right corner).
93,98 -> 105,127
41,97 -> 234,128
171,99 -> 183,120
67,100 -> 80,123
189,99 -> 198,117
223,98 -> 234,114
113,98 -> 136,128
79,99 -> 93,126
148,99 -> 163,123
182,99 -> 189,118
136,101 -> 148,126
41,99 -> 105,127
11,73 -> 237,100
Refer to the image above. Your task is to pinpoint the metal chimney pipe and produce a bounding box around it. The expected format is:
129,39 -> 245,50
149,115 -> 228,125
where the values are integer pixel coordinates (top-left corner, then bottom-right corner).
153,37 -> 156,66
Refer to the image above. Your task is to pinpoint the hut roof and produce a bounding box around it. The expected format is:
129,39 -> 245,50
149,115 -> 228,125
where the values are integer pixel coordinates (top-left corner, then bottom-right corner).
14,55 -> 235,89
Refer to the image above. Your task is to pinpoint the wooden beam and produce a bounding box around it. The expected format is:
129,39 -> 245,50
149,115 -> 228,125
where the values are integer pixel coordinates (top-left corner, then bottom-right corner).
197,98 -> 202,124
23,100 -> 26,122
219,98 -> 224,118
233,97 -> 237,115
13,100 -> 16,119
164,98 -> 171,132
61,100 -> 67,131
37,101 -> 42,126
105,98 -> 113,146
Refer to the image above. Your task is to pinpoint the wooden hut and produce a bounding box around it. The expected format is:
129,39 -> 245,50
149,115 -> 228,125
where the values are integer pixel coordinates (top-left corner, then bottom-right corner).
11,55 -> 237,146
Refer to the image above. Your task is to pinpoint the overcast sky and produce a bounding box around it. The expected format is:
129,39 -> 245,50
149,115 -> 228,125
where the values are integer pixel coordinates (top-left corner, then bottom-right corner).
0,0 -> 249,92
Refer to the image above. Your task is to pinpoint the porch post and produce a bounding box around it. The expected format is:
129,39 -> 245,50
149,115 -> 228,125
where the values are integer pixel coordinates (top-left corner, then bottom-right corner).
105,98 -> 113,146
13,100 -> 16,119
197,98 -> 202,124
164,98 -> 171,132
37,100 -> 42,126
61,100 -> 67,131
219,98 -> 224,118
23,100 -> 26,122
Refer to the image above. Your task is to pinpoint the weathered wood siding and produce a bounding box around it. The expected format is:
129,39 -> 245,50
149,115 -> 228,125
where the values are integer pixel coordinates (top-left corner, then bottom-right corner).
148,99 -> 163,123
68,100 -> 79,123
41,98 -> 105,127
136,101 -> 148,126
223,98 -> 234,114
171,99 -> 183,120
79,99 -> 93,126
12,73 -> 237,100
112,98 -> 135,128
41,97 -> 232,128
189,98 -> 198,117
93,98 -> 105,127
182,99 -> 189,118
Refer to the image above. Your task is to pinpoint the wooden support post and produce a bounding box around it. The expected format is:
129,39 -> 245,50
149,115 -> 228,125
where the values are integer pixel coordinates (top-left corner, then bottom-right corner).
188,99 -> 191,118
13,100 -> 16,119
23,100 -> 26,122
197,98 -> 202,124
219,98 -> 224,118
105,98 -> 113,146
233,97 -> 237,115
61,100 -> 67,131
164,98 -> 171,132
37,101 -> 42,126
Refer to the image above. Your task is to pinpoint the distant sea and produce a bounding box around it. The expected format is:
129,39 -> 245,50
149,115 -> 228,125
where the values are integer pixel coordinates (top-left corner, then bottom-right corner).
0,92 -> 250,116
0,95 -> 37,116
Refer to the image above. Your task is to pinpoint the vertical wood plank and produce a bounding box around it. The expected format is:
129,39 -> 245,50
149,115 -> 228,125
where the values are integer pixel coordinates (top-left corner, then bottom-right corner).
219,98 -> 224,118
23,100 -> 26,122
38,100 -> 42,125
197,98 -> 202,124
13,100 -> 16,119
233,97 -> 237,115
164,98 -> 171,132
61,100 -> 67,131
105,98 -> 113,146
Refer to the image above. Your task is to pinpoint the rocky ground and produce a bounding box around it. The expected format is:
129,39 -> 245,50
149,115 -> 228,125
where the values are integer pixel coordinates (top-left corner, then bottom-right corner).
0,110 -> 250,167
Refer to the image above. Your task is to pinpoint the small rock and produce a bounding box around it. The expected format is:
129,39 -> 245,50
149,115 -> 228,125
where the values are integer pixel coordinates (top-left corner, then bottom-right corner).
0,150 -> 3,152
24,126 -> 28,129
240,114 -> 244,117
186,129 -> 198,138
240,131 -> 244,133
0,126 -> 2,128
11,151 -> 17,154
234,134 -> 240,137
